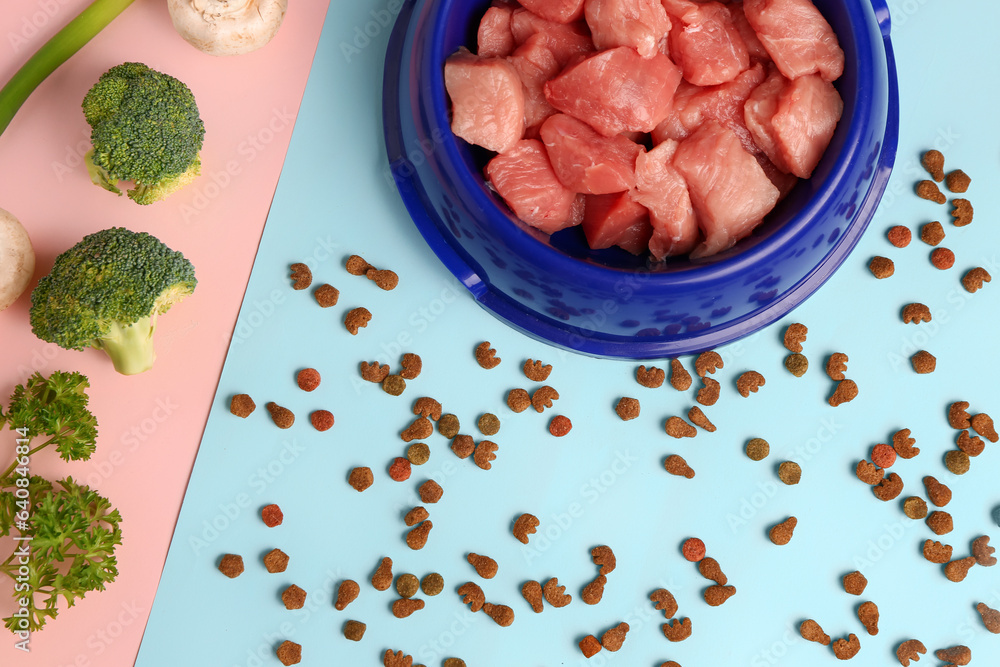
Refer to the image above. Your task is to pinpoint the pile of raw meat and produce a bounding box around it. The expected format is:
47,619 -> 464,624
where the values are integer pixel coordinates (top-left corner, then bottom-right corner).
444,0 -> 845,259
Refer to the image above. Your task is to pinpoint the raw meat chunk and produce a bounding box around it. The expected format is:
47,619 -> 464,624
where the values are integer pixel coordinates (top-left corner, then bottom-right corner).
486,139 -> 584,233
743,0 -> 844,81
519,0 -> 586,24
510,8 -> 595,65
478,2 -> 516,58
632,140 -> 699,258
665,0 -> 749,85
744,65 -> 789,172
584,0 -> 672,58
446,48 -> 525,153
539,114 -> 643,194
673,121 -> 779,257
582,192 -> 650,249
508,34 -> 562,129
544,46 -> 682,137
729,1 -> 770,62
771,74 -> 843,178
614,218 -> 655,254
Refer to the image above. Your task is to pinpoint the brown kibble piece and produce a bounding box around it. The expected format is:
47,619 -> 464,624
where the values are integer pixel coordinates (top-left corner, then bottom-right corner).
921,150 -> 944,181
230,394 -> 256,418
335,579 -> 360,610
665,416 -> 697,438
421,572 -> 444,596
669,358 -> 692,390
615,397 -> 640,420
923,476 -> 951,507
581,574 -> 606,605
289,263 -> 312,290
392,597 -> 425,618
543,577 -> 572,607
829,379 -> 859,407
930,247 -> 954,270
521,580 -> 544,613
869,256 -> 894,279
276,640 -> 301,666
592,545 -> 616,575
962,267 -> 991,293
944,557 -> 976,582
418,480 -> 443,504
406,443 -> 430,465
970,413 -> 999,442
696,376 -> 721,406
345,254 -> 370,275
344,307 -> 372,334
893,428 -> 919,459
873,473 -> 903,501
948,401 -> 971,429
343,620 -> 366,641
922,539 -> 952,564
858,601 -> 879,636
403,507 -> 427,527
467,553 -> 498,579
512,513 -> 539,544
902,497 -> 928,520
458,582 -> 485,612
896,639 -> 927,666
401,416 -> 433,442
475,342 -> 500,368
832,634 -> 861,660
695,350 -> 723,376
372,557 -> 393,591
531,385 -> 559,412
437,413 -> 460,437
399,352 -> 422,380
704,585 -> 736,606
360,361 -> 390,383
450,434 -> 475,459
635,364 -> 665,388
507,388 -> 531,413
296,368 -> 320,392
920,221 -> 945,246
688,406 -> 716,432
523,359 -> 553,382
855,460 -> 884,486
800,619 -> 830,645
313,283 -> 339,307
263,549 -> 289,574
477,413 -> 500,436
261,503 -> 283,527
843,571 -> 867,596
383,375 -> 408,398
783,323 -> 808,352
412,397 -> 442,421
778,461 -> 802,485
218,554 -> 244,578
902,303 -> 932,324
736,370 -> 765,397
406,520 -> 433,550
977,602 -> 1000,633
282,584 -> 306,610
916,179 -> 945,204
650,588 -> 678,618
265,402 -> 294,429
935,646 -> 972,665
887,225 -> 911,248
382,650 -> 413,667
473,440 -> 498,470
482,602 -> 514,627
784,353 -> 808,377
911,351 -> 936,373
601,622 -> 629,651
662,617 -> 692,642
579,634 -> 602,658
951,198 -> 973,226
826,353 -> 849,381
944,449 -> 971,475
945,169 -> 971,193
348,467 -> 373,492
768,517 -> 797,545
746,438 -> 770,461
664,454 -> 695,479
366,268 -> 399,291
698,557 -> 727,585
972,535 -> 997,567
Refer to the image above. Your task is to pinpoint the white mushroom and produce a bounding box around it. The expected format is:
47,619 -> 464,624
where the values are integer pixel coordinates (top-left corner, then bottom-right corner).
0,208 -> 35,312
167,0 -> 288,57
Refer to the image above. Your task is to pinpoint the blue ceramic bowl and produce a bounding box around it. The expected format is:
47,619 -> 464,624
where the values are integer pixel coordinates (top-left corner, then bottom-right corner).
383,0 -> 898,359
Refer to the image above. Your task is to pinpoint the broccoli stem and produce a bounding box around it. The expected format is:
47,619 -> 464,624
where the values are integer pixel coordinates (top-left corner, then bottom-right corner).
0,0 -> 136,137
93,317 -> 157,376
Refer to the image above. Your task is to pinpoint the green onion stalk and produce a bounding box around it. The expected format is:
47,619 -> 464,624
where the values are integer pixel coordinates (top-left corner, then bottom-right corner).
0,0 -> 136,137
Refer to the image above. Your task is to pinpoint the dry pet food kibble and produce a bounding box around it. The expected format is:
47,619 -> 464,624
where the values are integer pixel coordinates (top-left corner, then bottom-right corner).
688,406 -> 716,432
438,413 -> 460,438
289,263 -> 312,290
459,582 -> 485,612
266,402 -> 295,429
467,553 -> 498,579
399,352 -> 422,380
531,385 -> 559,412
736,370 -> 765,397
475,342 -> 501,368
282,584 -> 307,610
977,602 -> 1000,633
483,602 -> 515,627
971,412 -> 999,442
962,267 -> 991,293
922,540 -> 952,564
230,394 -> 256,418
829,379 -> 859,407
276,640 -> 301,666
601,622 -> 629,651
296,368 -> 320,391
799,619 -> 830,645
406,521 -> 432,550
579,634 -> 602,658
698,557 -> 727,584
843,571 -> 868,595
695,350 -> 723,376
768,517 -> 797,545
473,440 -> 498,470
403,507 -> 428,527
948,401 -> 971,429
920,221 -> 945,245
548,415 -> 573,437
902,497 -> 928,520
826,353 -> 848,381
335,579 -> 360,610
406,443 -> 430,465
313,283 -> 339,307
372,558 -> 393,591
785,353 -> 808,377
887,225 -> 911,247
893,428 -> 919,459
343,620 -> 366,641
911,351 -> 936,374
944,450 -> 970,475
972,535 -> 997,567
218,554 -> 244,578
477,413 -> 500,436
896,639 -> 927,666
871,443 -> 896,468
902,303 -> 932,324
869,256 -> 894,279
348,467 -> 373,492
858,601 -> 879,635
367,268 -> 399,291
392,597 -> 425,618
662,617 -> 692,642
421,572 -> 444,596
360,361 -> 390,383
418,479 -> 443,504
412,396 -> 442,421
261,503 -> 283,527
697,376 -> 721,406
682,537 -> 706,562
345,254 -> 371,275
382,375 -> 407,396
507,388 -> 531,413
935,646 -> 972,665
581,574 -> 606,605
543,577 -> 572,607
945,169 -> 971,193
401,416 -> 433,442
388,457 -> 412,482
650,588 -> 678,618
783,323 -> 808,352
450,434 -> 475,459
855,460 -> 884,486
664,454 -> 695,479
522,580 -> 544,613
592,545 -> 616,574
923,476 -> 951,507
704,585 -> 736,606
344,307 -> 372,334
310,410 -> 334,431
778,461 -> 802,485
665,416 -> 697,438
873,473 -> 904,501
916,179 -> 946,204
930,247 -> 954,270
524,359 -> 553,381
921,150 -> 945,181
512,513 -> 539,544
669,358 -> 692,390
831,634 -> 861,660
745,438 -> 769,461
383,650 -> 413,667
944,557 -> 976,582
615,397 -> 640,420
263,548 -> 289,574
636,364 -> 665,388
951,198 -> 973,226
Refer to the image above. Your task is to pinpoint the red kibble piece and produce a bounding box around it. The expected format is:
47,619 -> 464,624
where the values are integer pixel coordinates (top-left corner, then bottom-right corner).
261,503 -> 283,527
887,225 -> 911,248
871,443 -> 896,469
682,537 -> 706,562
548,415 -> 572,437
388,457 -> 411,482
310,410 -> 334,431
296,368 -> 321,392
931,247 -> 955,270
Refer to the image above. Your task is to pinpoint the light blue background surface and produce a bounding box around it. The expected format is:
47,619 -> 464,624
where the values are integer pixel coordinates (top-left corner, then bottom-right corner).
136,1 -> 1000,665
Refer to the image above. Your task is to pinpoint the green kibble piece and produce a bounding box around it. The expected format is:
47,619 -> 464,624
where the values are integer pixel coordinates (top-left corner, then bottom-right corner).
395,573 -> 420,598
746,438 -> 770,461
902,496 -> 928,520
407,442 -> 430,465
784,353 -> 808,377
944,449 -> 970,475
382,374 -> 406,396
777,461 -> 801,485
478,412 -> 501,436
421,572 -> 444,596
438,413 -> 460,438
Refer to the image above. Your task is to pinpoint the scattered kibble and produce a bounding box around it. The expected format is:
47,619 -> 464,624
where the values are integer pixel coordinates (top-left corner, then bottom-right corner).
296,368 -> 320,391
873,473 -> 904,501
669,358 -> 692,390
682,537 -> 706,562
896,639 -> 927,666
522,580 -> 544,613
310,410 -> 334,431
736,370 -> 765,397
665,416 -> 697,438
282,584 -> 306,610
418,479 -> 443,504
371,557 -> 393,591
843,571 -> 867,595
345,254 -> 371,275
635,364 -> 665,388
784,353 -> 808,377
768,517 -> 797,545
230,393 -> 256,418
615,397 -> 640,420
972,535 -> 997,567
579,634 -> 602,658
951,198 -> 973,226
263,548 -> 289,574
971,412 -> 999,442
697,376 -> 721,406
467,553 -> 498,579
778,461 -> 801,485
313,283 -> 339,307
404,506 -> 428,527
962,267 -> 991,293
450,434 -> 475,459
800,619 -> 830,645
276,640 -> 301,666
858,600 -> 879,636
335,579 -> 360,610
383,650 -> 413,667
930,247 -> 954,270
473,440 -> 498,470
522,358 -> 553,382
902,497 -> 928,520
261,503 -> 283,527
478,412 -> 500,436
475,342 -> 501,368
887,225 -> 911,248
920,221 -> 945,245
392,597 -> 425,618
507,388 -> 531,413
367,268 -> 399,291
977,602 -> 1000,634
442,659 -> 466,667
649,588 -> 678,618
911,350 -> 936,373
825,352 -> 848,381
661,617 -> 692,642
581,574 -> 606,605
745,438 -> 769,461
344,307 -> 372,334
831,634 -> 861,660
388,457 -> 412,482
360,361 -> 390,383
688,406 -> 716,432
382,374 -> 406,396
400,352 -> 422,380
542,577 -> 571,607
923,476 -> 951,507
922,539 -> 952,564
944,449 -> 971,475
902,303 -> 932,324
893,428 -> 919,459
601,622 -> 629,651
438,413 -> 460,438
395,573 -> 420,598
531,385 -> 559,412
948,401 -> 972,429
855,460 -> 884,486
871,443 -> 896,469
512,513 -> 539,544
704,585 -> 737,607
289,263 -> 312,290
783,323 -> 808,352
664,454 -> 695,478
869,256 -> 894,279
412,396 -> 442,420
829,379 -> 859,407
406,442 -> 430,465
348,467 -> 373,492
266,402 -> 295,429
945,169 -> 971,193
694,350 -> 723,376
944,557 -> 977,583
698,557 -> 727,585
406,521 -> 432,550
916,179 -> 946,204
592,545 -> 616,575
218,554 -> 244,578
927,511 -> 953,535
957,430 -> 985,457
401,416 -> 433,442
921,150 -> 944,181
343,620 -> 366,641
482,602 -> 514,627
421,572 -> 444,596
936,646 -> 972,665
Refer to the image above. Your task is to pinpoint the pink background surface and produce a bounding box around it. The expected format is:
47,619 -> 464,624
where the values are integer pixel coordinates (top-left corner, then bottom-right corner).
0,0 -> 330,664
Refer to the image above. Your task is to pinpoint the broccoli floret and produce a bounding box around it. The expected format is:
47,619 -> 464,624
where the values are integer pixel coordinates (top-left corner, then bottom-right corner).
29,227 -> 197,375
82,62 -> 205,205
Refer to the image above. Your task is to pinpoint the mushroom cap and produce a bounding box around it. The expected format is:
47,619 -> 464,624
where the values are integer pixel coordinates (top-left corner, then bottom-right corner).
167,0 -> 288,56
